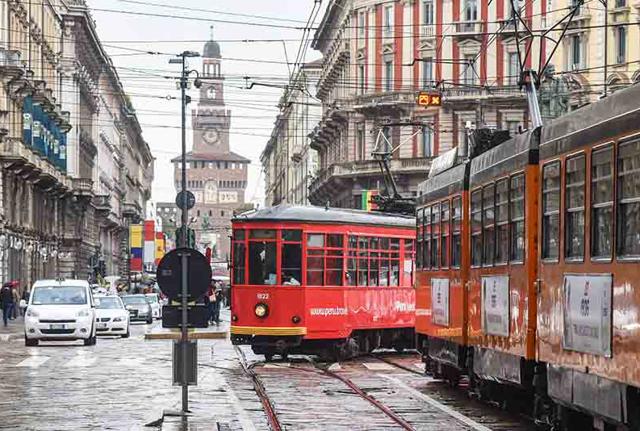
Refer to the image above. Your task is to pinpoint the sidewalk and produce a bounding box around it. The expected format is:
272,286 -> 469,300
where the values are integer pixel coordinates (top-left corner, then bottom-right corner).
0,315 -> 24,342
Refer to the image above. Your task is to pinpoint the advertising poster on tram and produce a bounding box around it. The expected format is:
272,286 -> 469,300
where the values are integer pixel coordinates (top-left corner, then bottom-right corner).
481,275 -> 510,337
431,278 -> 449,326
562,274 -> 612,357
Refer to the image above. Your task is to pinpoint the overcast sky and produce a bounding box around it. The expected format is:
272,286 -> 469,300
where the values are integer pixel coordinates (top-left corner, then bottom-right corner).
86,0 -> 322,207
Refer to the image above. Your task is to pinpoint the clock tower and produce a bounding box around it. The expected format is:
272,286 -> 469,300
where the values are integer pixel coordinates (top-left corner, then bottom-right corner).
192,30 -> 230,153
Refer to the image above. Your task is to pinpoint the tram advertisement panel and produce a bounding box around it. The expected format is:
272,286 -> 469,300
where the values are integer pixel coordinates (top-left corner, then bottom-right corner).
431,278 -> 450,326
562,274 -> 612,357
481,275 -> 510,337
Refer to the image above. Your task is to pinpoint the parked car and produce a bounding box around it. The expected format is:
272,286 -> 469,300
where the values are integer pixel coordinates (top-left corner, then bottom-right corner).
22,279 -> 97,346
121,295 -> 153,324
95,295 -> 130,338
145,293 -> 162,319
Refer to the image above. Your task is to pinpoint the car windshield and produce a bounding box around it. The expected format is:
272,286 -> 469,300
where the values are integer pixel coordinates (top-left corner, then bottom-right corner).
96,297 -> 123,309
31,286 -> 87,305
122,296 -> 148,305
145,295 -> 158,303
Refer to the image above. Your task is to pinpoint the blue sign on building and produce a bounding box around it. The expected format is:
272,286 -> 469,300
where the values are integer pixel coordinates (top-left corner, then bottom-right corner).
22,96 -> 68,173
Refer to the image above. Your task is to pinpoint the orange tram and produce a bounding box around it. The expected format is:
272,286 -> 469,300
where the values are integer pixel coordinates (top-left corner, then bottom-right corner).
230,205 -> 416,361
416,83 -> 640,430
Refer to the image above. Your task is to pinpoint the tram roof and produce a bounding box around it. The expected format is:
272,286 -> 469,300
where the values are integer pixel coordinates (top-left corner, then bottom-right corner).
233,205 -> 415,229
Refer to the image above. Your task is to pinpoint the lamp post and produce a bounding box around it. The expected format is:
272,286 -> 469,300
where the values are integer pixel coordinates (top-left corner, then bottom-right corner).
168,50 -> 200,414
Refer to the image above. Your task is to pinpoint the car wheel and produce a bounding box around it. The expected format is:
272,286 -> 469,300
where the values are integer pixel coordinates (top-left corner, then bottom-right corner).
25,337 -> 38,347
146,316 -> 153,324
121,328 -> 130,338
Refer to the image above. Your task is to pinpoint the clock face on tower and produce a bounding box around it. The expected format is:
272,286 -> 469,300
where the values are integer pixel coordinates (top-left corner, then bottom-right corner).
202,128 -> 220,145
206,87 -> 216,99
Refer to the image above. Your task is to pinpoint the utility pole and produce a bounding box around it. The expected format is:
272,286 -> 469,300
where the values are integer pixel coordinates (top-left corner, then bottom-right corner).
169,50 -> 200,414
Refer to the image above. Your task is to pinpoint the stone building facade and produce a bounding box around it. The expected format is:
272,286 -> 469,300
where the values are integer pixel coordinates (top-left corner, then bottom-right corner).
262,61 -> 321,207
307,0 -> 640,209
0,0 -> 152,289
157,37 -> 249,262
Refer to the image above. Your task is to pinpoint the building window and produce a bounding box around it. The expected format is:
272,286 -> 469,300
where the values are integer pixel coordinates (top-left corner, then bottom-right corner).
358,11 -> 366,36
422,58 -> 433,88
463,55 -> 477,85
423,0 -> 434,25
542,161 -> 561,260
617,139 -> 640,257
508,52 -> 519,85
385,60 -> 393,91
421,127 -> 434,157
358,64 -> 365,94
616,26 -> 626,64
384,5 -> 393,35
591,146 -> 613,259
615,0 -> 626,6
505,120 -> 520,135
221,210 -> 225,217
570,35 -> 581,70
464,0 -> 478,21
356,126 -> 365,160
565,155 -> 585,260
382,127 -> 392,152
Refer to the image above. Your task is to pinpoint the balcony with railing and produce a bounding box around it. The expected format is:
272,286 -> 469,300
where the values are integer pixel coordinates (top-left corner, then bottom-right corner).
420,24 -> 436,39
93,195 -> 111,215
453,21 -> 482,38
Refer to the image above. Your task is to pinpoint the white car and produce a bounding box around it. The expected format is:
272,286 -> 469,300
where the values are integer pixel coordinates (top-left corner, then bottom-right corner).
95,296 -> 130,338
23,279 -> 97,346
145,293 -> 162,319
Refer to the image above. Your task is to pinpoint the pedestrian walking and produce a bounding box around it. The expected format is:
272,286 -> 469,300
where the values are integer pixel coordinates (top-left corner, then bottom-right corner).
211,287 -> 223,325
0,282 -> 13,327
10,282 -> 20,319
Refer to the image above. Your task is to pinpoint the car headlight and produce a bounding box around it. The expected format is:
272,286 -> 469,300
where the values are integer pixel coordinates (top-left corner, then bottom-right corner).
77,309 -> 90,317
26,308 -> 39,318
254,303 -> 269,318
113,317 -> 125,322
126,306 -> 132,310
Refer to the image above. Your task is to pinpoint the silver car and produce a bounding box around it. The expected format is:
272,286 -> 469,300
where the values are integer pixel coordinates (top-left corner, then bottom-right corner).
121,295 -> 153,324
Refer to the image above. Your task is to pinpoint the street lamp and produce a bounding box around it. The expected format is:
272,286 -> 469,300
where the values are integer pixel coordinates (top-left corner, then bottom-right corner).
168,50 -> 200,414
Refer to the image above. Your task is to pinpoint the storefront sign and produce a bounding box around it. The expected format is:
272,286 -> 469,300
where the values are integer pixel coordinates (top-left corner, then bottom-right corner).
481,275 -> 510,337
431,278 -> 450,326
562,274 -> 612,357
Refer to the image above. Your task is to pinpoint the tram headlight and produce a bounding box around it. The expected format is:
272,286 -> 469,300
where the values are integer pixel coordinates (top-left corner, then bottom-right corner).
292,315 -> 301,324
254,303 -> 269,318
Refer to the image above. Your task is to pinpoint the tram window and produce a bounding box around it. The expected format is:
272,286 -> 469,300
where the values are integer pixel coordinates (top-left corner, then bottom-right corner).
391,259 -> 400,286
307,233 -> 325,248
233,229 -> 245,240
431,203 -> 440,269
358,237 -> 369,285
281,243 -> 302,285
591,146 -> 613,259
282,230 -> 302,242
510,174 -> 525,262
440,201 -> 450,269
416,209 -> 423,269
403,239 -> 414,286
617,140 -> 640,257
327,234 -> 344,248
326,251 -> 344,286
348,236 -> 358,286
451,197 -> 462,268
307,249 -> 325,286
495,179 -> 509,264
390,238 -> 400,250
471,190 -> 482,266
370,249 -> 380,286
232,242 -> 246,285
379,254 -> 389,287
380,237 -> 390,250
250,229 -> 276,240
565,155 -> 586,260
542,162 -> 561,261
248,241 -> 277,285
423,207 -> 432,269
483,184 -> 495,266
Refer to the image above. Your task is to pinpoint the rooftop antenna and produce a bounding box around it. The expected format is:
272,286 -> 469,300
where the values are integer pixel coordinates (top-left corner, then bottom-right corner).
209,25 -> 214,41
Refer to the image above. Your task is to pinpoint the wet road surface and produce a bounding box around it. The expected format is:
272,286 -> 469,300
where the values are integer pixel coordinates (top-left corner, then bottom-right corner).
0,315 -> 535,430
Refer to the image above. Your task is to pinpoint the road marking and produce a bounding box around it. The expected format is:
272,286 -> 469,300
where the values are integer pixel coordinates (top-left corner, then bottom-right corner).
362,362 -> 394,371
381,374 -> 492,431
66,355 -> 97,368
16,356 -> 50,368
328,362 -> 341,371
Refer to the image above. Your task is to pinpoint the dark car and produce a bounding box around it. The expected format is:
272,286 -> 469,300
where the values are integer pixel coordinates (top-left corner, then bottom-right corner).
121,295 -> 153,324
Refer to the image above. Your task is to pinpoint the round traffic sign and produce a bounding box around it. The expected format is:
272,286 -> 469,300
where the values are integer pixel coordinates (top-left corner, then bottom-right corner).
175,190 -> 196,210
156,248 -> 211,301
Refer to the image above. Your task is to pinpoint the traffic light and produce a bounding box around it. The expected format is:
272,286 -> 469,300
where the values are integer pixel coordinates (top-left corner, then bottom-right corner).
175,227 -> 196,248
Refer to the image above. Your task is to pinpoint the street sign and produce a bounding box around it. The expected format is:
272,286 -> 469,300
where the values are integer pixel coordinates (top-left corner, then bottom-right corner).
156,248 -> 211,301
175,190 -> 196,210
417,91 -> 442,107
162,304 -> 210,328
173,340 -> 197,386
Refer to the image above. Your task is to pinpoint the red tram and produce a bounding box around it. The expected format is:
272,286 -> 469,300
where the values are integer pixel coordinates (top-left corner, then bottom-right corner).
230,205 -> 415,361
416,83 -> 640,429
